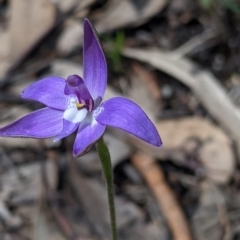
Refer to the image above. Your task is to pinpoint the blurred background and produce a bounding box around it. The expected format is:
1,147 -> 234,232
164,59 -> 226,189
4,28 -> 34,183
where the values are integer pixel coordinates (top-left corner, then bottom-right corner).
1,0 -> 240,239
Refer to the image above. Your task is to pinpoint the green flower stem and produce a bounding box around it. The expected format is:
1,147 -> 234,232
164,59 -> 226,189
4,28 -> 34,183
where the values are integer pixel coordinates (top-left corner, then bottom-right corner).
97,137 -> 118,240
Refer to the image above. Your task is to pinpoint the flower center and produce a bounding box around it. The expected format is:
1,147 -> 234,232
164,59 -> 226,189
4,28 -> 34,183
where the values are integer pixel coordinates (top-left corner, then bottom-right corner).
63,74 -> 95,124
63,97 -> 88,124
76,102 -> 85,110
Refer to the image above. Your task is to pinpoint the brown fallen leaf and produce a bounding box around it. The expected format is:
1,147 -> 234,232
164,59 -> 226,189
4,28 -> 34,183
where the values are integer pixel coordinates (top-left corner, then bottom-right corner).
57,21 -> 84,55
157,117 -> 234,183
131,62 -> 161,102
56,0 -> 96,54
55,0 -> 96,12
51,60 -> 83,79
127,62 -> 162,120
0,28 -> 10,78
94,0 -> 167,32
9,0 -> 56,62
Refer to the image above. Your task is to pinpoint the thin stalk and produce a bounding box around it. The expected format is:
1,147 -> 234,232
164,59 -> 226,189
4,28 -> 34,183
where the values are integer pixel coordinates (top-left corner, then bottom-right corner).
97,137 -> 118,240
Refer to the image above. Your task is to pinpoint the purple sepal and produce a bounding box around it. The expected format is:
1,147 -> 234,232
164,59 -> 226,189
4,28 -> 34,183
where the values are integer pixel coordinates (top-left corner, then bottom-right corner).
83,19 -> 107,100
0,108 -> 63,138
96,97 -> 162,147
21,77 -> 67,110
54,119 -> 78,142
73,118 -> 106,157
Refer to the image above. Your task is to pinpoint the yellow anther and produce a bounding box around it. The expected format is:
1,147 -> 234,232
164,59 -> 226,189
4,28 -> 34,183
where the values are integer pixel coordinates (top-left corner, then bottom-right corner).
75,102 -> 85,110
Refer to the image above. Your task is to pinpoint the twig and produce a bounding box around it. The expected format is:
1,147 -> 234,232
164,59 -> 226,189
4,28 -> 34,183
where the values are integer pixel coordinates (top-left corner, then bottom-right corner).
172,29 -> 218,58
131,152 -> 193,240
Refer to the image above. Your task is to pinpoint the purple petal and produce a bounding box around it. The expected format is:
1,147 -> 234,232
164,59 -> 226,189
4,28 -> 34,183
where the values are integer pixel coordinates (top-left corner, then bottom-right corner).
0,108 -> 63,138
54,119 -> 79,142
83,19 -> 107,100
73,117 -> 106,157
96,97 -> 162,147
65,75 -> 93,104
21,76 -> 67,110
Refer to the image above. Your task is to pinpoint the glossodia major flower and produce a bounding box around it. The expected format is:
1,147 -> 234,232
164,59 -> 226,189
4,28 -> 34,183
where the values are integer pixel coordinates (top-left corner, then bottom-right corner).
0,19 -> 162,157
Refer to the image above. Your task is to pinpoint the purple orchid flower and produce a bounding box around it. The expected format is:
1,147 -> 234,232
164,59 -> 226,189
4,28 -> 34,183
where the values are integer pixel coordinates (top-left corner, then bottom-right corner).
0,19 -> 162,157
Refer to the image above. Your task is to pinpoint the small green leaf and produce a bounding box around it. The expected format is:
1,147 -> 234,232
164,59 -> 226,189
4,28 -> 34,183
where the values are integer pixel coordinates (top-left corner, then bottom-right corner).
199,0 -> 214,9
221,0 -> 240,14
